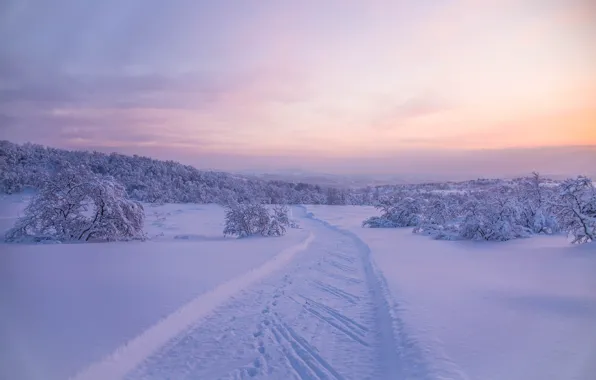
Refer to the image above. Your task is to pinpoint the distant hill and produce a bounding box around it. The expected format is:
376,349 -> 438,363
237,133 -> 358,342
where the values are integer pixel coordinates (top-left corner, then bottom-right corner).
0,141 -> 367,205
236,170 -> 411,189
2,141 -> 590,206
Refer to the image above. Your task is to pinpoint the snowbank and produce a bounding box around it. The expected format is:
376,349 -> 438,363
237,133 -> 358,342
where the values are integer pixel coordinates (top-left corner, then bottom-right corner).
305,205 -> 596,380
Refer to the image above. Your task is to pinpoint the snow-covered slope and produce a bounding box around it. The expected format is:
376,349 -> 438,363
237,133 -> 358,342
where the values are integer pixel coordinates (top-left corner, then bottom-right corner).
305,205 -> 596,380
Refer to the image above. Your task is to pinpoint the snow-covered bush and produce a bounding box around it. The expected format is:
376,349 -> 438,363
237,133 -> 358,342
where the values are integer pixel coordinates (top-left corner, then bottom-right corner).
267,205 -> 293,236
414,196 -> 459,239
223,203 -> 269,238
456,196 -> 531,241
363,196 -> 422,228
223,203 -> 294,238
360,174 -> 594,245
5,167 -> 145,243
411,190 -> 531,241
515,173 -> 559,234
553,176 -> 596,244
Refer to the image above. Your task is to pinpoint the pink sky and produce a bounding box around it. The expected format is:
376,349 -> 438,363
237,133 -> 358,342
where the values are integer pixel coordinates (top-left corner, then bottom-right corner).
1,0 -> 595,176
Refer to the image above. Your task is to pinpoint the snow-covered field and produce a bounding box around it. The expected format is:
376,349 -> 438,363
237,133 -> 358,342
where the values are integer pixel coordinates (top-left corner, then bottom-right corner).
1,196 -> 595,380
305,205 -> 596,380
0,195 -> 308,380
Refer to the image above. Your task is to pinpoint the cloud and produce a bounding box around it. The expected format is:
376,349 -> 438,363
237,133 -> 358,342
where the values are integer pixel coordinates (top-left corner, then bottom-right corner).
0,59 -> 314,152
371,93 -> 453,130
391,95 -> 450,119
0,71 -> 218,108
0,55 -> 313,110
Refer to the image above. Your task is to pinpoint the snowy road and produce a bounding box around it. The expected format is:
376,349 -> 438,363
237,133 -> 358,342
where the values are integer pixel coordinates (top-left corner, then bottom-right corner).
74,208 -> 440,380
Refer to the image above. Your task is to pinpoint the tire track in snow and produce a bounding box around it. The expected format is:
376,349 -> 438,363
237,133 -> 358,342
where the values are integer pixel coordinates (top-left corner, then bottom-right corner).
302,210 -> 409,378
327,251 -> 355,263
327,259 -> 357,273
299,296 -> 370,347
123,207 -> 464,379
269,313 -> 346,380
69,232 -> 315,380
127,213 -> 382,379
312,266 -> 363,284
241,215 -> 385,379
310,280 -> 360,304
304,208 -> 470,380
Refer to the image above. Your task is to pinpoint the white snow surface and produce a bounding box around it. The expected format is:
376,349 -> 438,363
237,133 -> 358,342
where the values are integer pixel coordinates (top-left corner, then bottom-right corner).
305,205 -> 596,380
0,196 -> 308,380
1,194 -> 595,380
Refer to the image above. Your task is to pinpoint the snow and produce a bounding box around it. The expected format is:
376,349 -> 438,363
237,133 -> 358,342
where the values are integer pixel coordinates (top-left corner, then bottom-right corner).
0,197 -> 309,380
122,208 -> 406,380
0,192 -> 29,233
2,194 -> 595,380
305,205 -> 596,380
72,233 -> 315,380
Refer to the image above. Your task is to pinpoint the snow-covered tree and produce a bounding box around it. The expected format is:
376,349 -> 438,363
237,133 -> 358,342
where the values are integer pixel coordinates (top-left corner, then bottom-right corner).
223,203 -> 294,238
554,176 -> 596,244
1,140 -> 347,206
223,203 -> 267,238
420,197 -> 452,225
515,172 -> 559,234
414,196 -> 459,239
456,194 -> 531,241
363,196 -> 422,228
266,205 -> 292,236
5,167 -> 145,243
356,174 -> 593,245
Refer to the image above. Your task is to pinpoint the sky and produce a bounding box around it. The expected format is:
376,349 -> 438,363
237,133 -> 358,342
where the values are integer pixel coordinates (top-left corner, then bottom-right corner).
1,0 -> 595,178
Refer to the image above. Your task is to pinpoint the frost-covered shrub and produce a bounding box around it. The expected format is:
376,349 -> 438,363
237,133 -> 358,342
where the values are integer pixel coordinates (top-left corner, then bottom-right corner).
414,197 -> 459,240
223,203 -> 269,237
409,191 -> 528,242
421,198 -> 452,226
515,173 -> 559,234
360,174 -> 595,245
411,190 -> 532,241
0,170 -> 23,194
266,205 -> 292,237
553,176 -> 596,244
223,203 -> 294,238
456,196 -> 531,241
5,167 -> 145,243
362,216 -> 400,228
363,196 -> 422,228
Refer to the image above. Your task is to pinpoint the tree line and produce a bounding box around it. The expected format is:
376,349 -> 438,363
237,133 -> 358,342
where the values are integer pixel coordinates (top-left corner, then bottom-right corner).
363,173 -> 595,244
0,141 -> 368,205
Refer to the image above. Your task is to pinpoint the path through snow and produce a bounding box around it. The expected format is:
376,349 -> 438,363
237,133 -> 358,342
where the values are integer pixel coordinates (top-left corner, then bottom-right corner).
77,207 -> 446,380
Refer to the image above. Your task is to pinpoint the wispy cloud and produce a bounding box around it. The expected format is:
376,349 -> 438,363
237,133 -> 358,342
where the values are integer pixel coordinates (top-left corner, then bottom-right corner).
0,68 -> 307,109
371,93 -> 453,130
